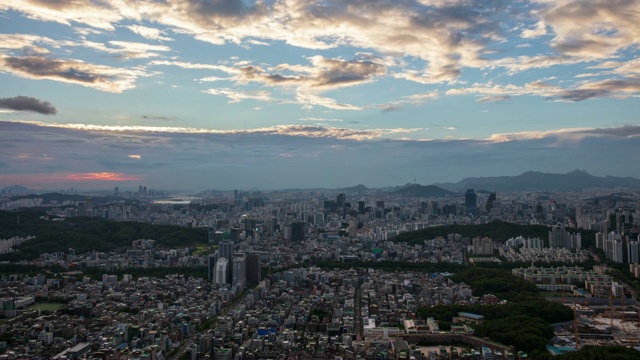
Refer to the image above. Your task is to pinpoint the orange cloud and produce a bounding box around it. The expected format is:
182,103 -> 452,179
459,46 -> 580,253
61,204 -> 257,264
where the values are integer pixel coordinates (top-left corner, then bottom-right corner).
65,172 -> 141,181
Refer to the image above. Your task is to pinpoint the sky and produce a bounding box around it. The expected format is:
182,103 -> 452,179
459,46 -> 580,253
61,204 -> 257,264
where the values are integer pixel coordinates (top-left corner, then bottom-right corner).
0,0 -> 639,191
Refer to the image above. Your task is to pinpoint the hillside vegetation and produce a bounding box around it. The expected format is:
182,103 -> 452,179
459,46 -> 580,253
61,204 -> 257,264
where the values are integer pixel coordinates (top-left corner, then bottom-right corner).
0,210 -> 208,261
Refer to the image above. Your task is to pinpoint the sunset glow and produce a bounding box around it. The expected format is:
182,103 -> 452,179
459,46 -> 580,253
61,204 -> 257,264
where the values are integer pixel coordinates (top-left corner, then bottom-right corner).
65,172 -> 141,181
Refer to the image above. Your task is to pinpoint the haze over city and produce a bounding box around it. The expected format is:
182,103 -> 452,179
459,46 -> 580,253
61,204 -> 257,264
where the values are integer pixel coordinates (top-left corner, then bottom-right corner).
1,0 -> 639,190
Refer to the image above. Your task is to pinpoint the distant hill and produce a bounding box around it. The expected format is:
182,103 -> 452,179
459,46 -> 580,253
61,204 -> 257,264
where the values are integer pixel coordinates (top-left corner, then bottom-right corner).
435,170 -> 640,192
10,192 -> 114,205
339,184 -> 370,193
1,185 -> 39,195
391,184 -> 455,197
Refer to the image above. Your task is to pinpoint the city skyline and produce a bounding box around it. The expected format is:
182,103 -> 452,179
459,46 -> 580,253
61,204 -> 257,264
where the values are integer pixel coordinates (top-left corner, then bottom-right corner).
1,0 -> 639,190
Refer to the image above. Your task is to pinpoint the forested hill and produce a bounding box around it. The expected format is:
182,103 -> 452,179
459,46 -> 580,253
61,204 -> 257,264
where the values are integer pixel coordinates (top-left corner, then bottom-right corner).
0,210 -> 208,261
392,220 -> 596,248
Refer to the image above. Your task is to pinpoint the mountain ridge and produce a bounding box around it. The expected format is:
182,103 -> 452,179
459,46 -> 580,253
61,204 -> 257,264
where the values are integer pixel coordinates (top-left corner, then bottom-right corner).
435,170 -> 640,192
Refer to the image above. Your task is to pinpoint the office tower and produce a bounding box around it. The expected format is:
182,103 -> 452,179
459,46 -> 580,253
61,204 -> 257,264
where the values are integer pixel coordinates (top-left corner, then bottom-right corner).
376,200 -> 385,209
138,185 -> 143,196
114,187 -> 119,197
230,227 -> 241,242
628,241 -> 639,264
232,256 -> 246,287
219,240 -> 234,283
77,202 -> 86,217
324,200 -> 336,212
215,258 -> 228,285
465,189 -> 477,216
337,193 -> 346,208
291,221 -> 305,242
485,192 -> 496,212
549,223 -> 570,249
86,197 -> 94,217
313,212 -> 325,227
246,253 -> 261,284
208,252 -> 219,282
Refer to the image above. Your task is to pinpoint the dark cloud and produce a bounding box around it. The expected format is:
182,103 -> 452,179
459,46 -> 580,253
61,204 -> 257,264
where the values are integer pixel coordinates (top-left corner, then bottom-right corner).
580,125 -> 640,137
0,96 -> 57,115
313,58 -> 385,88
477,95 -> 511,103
1,56 -> 140,93
4,56 -> 105,83
188,0 -> 260,17
236,57 -> 385,90
552,79 -> 640,101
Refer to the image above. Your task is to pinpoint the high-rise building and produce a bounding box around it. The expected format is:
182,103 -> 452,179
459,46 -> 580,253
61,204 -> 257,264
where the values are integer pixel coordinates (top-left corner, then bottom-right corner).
232,256 -> 246,288
230,227 -> 241,242
549,223 -> 581,250
219,240 -> 234,283
465,189 -> 477,216
358,201 -> 366,213
246,253 -> 261,284
628,241 -> 639,264
337,193 -> 346,208
291,221 -> 305,242
215,258 -> 228,285
208,252 -> 219,282
313,212 -> 324,227
472,237 -> 494,255
485,192 -> 496,212
77,202 -> 86,217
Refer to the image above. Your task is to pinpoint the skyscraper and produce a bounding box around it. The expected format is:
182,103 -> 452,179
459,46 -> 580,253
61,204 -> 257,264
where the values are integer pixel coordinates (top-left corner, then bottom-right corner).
291,221 -> 305,242
219,240 -> 234,283
465,189 -> 477,215
215,258 -> 228,285
246,253 -> 261,284
232,256 -> 246,288
208,252 -> 219,282
485,192 -> 496,212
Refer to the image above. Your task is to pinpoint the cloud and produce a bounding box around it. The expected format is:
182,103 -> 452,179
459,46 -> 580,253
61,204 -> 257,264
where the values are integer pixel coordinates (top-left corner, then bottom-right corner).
203,88 -> 274,103
141,115 -> 179,122
477,95 -> 510,103
299,117 -> 343,122
65,172 -> 141,181
125,24 -> 173,41
550,78 -> 640,102
521,20 -> 547,38
1,121 -> 638,190
446,80 -> 560,99
580,125 -> 640,137
78,40 -> 171,59
532,0 -> 640,58
489,55 -> 587,75
2,0 -> 510,84
485,125 -> 640,143
231,56 -> 386,90
0,55 -> 146,92
0,96 -> 57,115
0,33 -> 61,54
